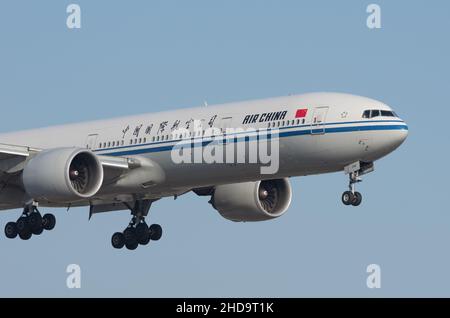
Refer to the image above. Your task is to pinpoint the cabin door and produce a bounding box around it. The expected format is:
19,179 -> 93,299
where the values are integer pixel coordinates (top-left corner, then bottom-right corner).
310,107 -> 329,135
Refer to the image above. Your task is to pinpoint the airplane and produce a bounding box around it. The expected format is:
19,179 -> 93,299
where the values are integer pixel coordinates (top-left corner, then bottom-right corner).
0,92 -> 408,250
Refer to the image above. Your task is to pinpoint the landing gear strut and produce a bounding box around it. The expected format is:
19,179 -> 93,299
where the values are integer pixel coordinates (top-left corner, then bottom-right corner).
4,204 -> 56,240
111,200 -> 162,250
341,161 -> 374,207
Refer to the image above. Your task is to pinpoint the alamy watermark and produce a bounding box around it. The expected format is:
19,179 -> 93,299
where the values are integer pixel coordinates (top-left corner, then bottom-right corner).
170,120 -> 280,175
66,264 -> 81,289
366,264 -> 381,289
66,4 -> 81,29
366,4 -> 381,29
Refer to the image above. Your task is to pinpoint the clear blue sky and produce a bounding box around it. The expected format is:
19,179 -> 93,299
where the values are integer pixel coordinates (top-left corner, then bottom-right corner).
0,0 -> 448,297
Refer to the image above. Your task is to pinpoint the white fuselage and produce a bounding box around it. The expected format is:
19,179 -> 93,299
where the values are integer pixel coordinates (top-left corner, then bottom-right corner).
0,92 -> 408,209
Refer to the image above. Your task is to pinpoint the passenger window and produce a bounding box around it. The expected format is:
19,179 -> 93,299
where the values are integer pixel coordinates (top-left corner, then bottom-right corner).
98,143 -> 102,148
121,140 -> 124,146
130,139 -> 133,145
152,136 -> 155,142
143,138 -> 146,143
107,142 -> 111,147
296,119 -> 300,125
112,141 -> 115,147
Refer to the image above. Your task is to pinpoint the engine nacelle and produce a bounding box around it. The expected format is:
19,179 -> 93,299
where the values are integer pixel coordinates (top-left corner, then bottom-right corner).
212,178 -> 292,222
22,148 -> 104,203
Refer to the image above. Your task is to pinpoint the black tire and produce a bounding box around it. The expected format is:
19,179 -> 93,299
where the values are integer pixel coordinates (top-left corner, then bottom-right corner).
29,212 -> 43,231
124,227 -> 138,250
5,222 -> 18,239
42,214 -> 56,231
16,216 -> 30,233
32,225 -> 44,235
123,227 -> 136,241
125,240 -> 139,250
149,224 -> 163,241
341,191 -> 354,206
111,232 -> 125,249
19,229 -> 32,240
352,192 -> 363,206
135,222 -> 149,240
138,232 -> 151,245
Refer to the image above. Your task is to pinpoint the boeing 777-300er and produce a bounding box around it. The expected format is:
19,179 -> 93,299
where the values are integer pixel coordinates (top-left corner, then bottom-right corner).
0,92 -> 408,250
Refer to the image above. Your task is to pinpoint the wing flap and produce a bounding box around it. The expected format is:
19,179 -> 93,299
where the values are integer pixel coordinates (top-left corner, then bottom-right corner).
0,143 -> 38,159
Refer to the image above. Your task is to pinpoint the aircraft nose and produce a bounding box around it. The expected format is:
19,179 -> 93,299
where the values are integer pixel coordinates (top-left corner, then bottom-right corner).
385,122 -> 408,152
392,125 -> 408,148
366,122 -> 408,162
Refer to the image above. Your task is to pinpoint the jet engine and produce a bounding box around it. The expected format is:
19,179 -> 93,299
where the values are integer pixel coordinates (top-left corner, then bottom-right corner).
22,148 -> 104,202
211,178 -> 292,222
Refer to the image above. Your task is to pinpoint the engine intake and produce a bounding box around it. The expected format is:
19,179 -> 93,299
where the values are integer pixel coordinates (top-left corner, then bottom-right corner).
212,178 -> 292,222
22,148 -> 104,202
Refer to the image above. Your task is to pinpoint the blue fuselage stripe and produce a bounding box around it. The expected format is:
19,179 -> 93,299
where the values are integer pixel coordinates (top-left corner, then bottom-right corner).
98,123 -> 408,157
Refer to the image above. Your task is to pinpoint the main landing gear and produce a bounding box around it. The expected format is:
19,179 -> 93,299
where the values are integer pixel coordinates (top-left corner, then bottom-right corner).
111,200 -> 162,250
341,161 -> 374,207
4,205 -> 56,240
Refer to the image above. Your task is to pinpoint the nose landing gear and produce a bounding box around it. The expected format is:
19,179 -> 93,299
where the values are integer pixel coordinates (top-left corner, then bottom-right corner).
341,161 -> 374,207
341,175 -> 363,207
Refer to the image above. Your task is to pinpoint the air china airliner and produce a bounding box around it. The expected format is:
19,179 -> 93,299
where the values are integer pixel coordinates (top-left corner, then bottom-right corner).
0,92 -> 407,250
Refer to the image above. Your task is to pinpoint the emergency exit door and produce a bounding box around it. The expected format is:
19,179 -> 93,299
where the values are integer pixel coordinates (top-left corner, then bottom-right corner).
85,134 -> 99,149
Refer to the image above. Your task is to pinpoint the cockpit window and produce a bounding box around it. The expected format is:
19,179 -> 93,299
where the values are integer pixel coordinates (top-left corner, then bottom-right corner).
362,109 -> 397,118
371,110 -> 380,118
381,110 -> 395,117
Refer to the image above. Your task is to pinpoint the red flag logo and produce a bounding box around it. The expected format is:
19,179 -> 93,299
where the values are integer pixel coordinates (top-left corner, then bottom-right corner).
295,109 -> 308,118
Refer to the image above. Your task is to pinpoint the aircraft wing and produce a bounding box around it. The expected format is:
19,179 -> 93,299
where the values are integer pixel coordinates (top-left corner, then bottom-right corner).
0,143 -> 133,176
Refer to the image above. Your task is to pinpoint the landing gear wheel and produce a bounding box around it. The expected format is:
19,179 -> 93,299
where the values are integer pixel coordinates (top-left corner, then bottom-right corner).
352,192 -> 362,206
135,222 -> 149,240
126,241 -> 139,250
42,214 -> 56,231
29,212 -> 42,233
149,224 -> 163,241
124,227 -> 138,250
341,191 -> 354,206
16,216 -> 30,233
138,232 -> 151,245
111,232 -> 125,249
5,222 -> 18,239
32,225 -> 44,235
18,229 -> 32,240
